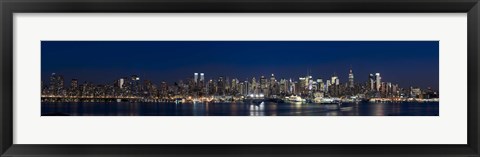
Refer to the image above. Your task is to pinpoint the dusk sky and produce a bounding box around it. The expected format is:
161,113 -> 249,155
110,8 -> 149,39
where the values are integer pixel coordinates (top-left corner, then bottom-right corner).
41,41 -> 439,89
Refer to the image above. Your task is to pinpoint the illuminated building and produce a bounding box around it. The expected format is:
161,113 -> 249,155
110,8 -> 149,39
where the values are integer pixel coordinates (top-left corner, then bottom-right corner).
160,81 -> 168,97
217,76 -> 225,95
41,69 -> 438,102
289,79 -> 295,94
118,78 -> 125,89
369,74 -> 375,91
49,73 -> 64,95
71,79 -> 78,89
307,75 -> 313,91
348,68 -> 354,88
243,80 -> 249,96
200,73 -> 205,82
260,75 -> 267,96
326,80 -> 331,93
194,73 -> 198,83
250,77 -> 257,95
270,74 -> 276,96
331,73 -> 339,86
411,87 -> 422,98
131,75 -> 140,96
317,79 -> 324,92
299,77 -> 306,94
279,78 -> 287,94
375,73 -> 381,91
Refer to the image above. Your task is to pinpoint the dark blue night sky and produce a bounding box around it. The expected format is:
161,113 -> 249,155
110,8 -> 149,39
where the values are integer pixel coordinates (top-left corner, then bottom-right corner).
41,41 -> 439,89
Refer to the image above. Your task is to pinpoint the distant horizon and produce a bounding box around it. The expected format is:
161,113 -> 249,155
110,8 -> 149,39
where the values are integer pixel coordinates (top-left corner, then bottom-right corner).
41,41 -> 439,90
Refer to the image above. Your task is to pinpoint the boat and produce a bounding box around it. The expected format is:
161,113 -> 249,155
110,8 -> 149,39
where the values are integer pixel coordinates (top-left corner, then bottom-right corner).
316,97 -> 341,104
286,95 -> 306,102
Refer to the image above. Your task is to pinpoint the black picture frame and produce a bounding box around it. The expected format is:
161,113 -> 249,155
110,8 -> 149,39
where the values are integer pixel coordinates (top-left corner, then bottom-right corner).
1,0 -> 479,156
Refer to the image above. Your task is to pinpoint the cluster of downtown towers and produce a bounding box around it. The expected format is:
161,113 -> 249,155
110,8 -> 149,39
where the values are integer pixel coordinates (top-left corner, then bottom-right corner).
41,68 -> 439,102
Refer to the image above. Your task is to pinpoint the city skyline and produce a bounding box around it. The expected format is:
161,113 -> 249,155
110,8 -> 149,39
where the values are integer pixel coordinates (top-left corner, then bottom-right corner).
41,41 -> 439,89
42,68 -> 436,91
42,69 -> 438,102
41,41 -> 439,116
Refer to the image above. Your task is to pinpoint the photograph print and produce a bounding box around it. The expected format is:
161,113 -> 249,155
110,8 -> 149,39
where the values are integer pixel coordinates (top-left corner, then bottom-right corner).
41,41 -> 439,116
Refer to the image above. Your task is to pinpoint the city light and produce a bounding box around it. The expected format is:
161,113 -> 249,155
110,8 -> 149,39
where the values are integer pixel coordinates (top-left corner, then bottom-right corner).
41,69 -> 439,103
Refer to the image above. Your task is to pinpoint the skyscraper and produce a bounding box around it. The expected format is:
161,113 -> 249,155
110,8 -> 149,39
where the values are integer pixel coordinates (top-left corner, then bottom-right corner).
270,74 -> 276,96
243,80 -> 249,96
348,68 -> 354,88
375,73 -> 381,91
251,77 -> 258,95
260,75 -> 267,95
160,81 -> 168,97
331,74 -> 338,86
326,80 -> 331,93
131,75 -> 140,95
307,75 -> 313,90
49,73 -> 64,95
200,73 -> 205,82
369,74 -> 375,91
299,77 -> 306,94
217,76 -> 225,95
317,78 -> 324,92
118,78 -> 125,89
194,73 -> 198,83
71,79 -> 78,89
270,74 -> 276,86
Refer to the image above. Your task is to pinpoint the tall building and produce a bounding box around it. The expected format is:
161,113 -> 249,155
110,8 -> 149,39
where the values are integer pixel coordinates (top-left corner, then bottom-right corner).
279,78 -> 287,94
194,73 -> 198,83
331,74 -> 339,86
131,75 -> 140,95
200,73 -> 205,82
207,79 -> 215,95
49,73 -> 64,95
160,81 -> 168,97
289,79 -> 295,94
68,79 -> 79,97
260,75 -> 267,95
270,74 -> 276,96
251,77 -> 257,94
270,74 -> 276,87
317,78 -> 324,92
118,78 -> 125,89
348,68 -> 354,88
307,75 -> 313,90
308,79 -> 314,91
225,77 -> 231,93
231,78 -> 238,94
243,80 -> 249,96
375,73 -> 381,91
217,76 -> 225,95
71,79 -> 78,89
238,82 -> 245,96
411,87 -> 422,98
326,80 -> 331,93
299,77 -> 306,94
369,74 -> 375,91
387,82 -> 392,96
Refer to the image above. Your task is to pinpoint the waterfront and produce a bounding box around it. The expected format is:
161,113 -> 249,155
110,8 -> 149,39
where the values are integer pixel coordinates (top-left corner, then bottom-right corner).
41,102 -> 439,116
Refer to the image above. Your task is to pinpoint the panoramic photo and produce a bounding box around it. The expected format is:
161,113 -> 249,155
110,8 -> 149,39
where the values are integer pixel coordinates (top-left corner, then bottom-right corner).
41,41 -> 439,116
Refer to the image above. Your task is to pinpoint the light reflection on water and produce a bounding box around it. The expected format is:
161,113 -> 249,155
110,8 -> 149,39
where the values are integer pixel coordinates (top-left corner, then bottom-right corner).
41,102 -> 439,116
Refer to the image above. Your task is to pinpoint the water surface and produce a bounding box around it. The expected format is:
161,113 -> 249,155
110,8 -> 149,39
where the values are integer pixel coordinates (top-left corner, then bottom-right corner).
41,102 -> 439,116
